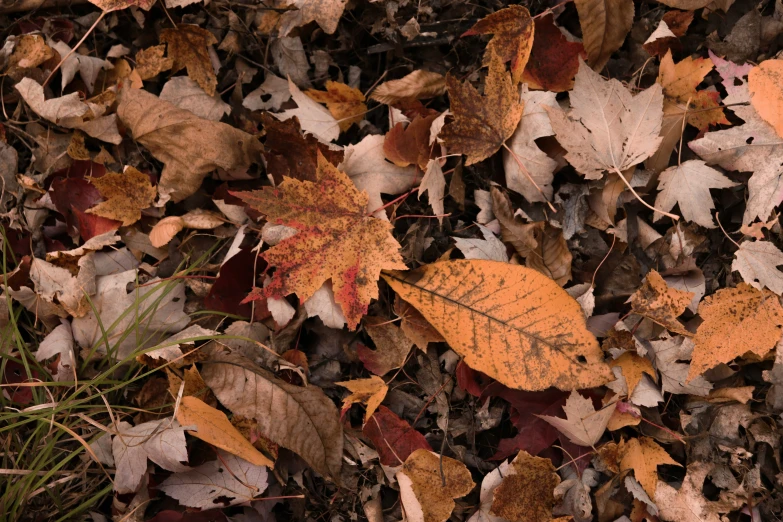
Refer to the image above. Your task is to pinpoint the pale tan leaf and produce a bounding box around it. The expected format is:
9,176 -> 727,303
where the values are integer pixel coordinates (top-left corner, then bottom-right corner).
276,77 -> 339,143
538,390 -> 616,447
149,216 -> 185,248
732,240 -> 783,295
371,70 -> 447,105
655,463 -> 725,522
574,0 -> 634,70
181,209 -> 225,229
649,335 -> 712,396
279,0 -> 349,36
243,73 -> 291,111
654,160 -> 737,228
303,282 -> 346,329
160,76 -> 231,121
418,160 -> 446,223
50,40 -> 112,94
454,224 -> 509,262
35,321 -> 75,381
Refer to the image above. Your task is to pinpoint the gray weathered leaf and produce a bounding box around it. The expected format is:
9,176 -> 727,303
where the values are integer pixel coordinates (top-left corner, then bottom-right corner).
732,240 -> 783,295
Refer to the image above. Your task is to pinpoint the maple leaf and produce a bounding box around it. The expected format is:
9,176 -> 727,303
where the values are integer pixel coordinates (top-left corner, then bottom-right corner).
619,437 -> 680,499
653,160 -> 737,228
277,77 -> 340,143
574,0 -> 634,71
440,51 -> 523,165
160,77 -> 231,121
397,449 -> 474,522
690,283 -> 783,380
454,224 -> 508,262
233,151 -> 405,329
336,375 -> 388,424
306,80 -> 366,132
462,5 -> 534,85
748,58 -> 783,138
49,40 -> 112,94
655,462 -> 726,522
86,166 -> 156,226
611,352 -> 657,397
135,44 -> 173,80
160,25 -> 218,96
538,390 -> 616,447
732,240 -> 783,295
522,14 -> 585,92
630,269 -> 694,336
279,0 -> 348,36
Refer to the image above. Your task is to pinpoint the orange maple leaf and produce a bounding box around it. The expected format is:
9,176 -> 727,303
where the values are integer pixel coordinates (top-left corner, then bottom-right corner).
440,52 -> 523,166
233,152 -> 405,329
306,81 -> 367,132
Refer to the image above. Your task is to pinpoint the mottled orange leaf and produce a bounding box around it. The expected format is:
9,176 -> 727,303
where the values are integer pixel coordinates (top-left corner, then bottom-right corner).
631,270 -> 693,336
462,5 -> 534,84
160,25 -> 218,96
619,437 -> 680,499
87,167 -> 156,226
440,52 -> 523,165
689,283 -> 783,380
336,375 -> 388,424
383,114 -> 439,170
88,0 -> 154,11
306,81 -> 367,132
749,60 -> 783,138
522,14 -> 585,92
382,260 -> 613,391
490,450 -> 560,521
397,449 -> 474,522
233,152 -> 405,329
611,352 -> 657,397
134,45 -> 173,80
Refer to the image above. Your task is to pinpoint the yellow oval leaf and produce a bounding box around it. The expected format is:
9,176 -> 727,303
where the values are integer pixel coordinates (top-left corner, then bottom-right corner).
381,259 -> 613,391
176,395 -> 274,468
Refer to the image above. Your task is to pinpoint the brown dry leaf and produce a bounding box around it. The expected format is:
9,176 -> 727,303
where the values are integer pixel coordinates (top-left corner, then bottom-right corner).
86,167 -> 156,226
619,437 -> 680,499
176,396 -> 274,468
749,59 -> 783,138
689,283 -> 783,380
491,187 -> 542,257
383,114 -> 438,170
732,240 -> 783,295
654,462 -> 725,522
395,296 -> 445,350
611,352 -> 657,397
440,51 -> 523,165
279,0 -> 348,36
7,34 -> 54,71
462,5 -> 534,84
538,390 -> 616,447
160,25 -> 218,96
397,449 -> 474,522
336,375 -> 388,424
149,216 -> 184,248
490,450 -> 560,521
370,70 -> 446,105
117,87 -> 263,203
526,223 -> 572,286
88,0 -> 154,11
233,152 -> 405,329
360,315 -> 415,375
522,14 -> 585,92
135,45 -> 173,80
630,270 -> 693,336
200,348 -> 343,481
574,0 -> 634,71
306,81 -> 366,132
382,260 -> 613,391
167,366 -> 216,406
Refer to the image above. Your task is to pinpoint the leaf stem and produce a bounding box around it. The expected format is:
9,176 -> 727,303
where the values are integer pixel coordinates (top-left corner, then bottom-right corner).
610,166 -> 679,221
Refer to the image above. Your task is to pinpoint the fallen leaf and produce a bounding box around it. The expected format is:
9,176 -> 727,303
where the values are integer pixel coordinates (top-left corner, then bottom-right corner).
35,320 -> 75,381
135,44 -> 173,80
117,87 -> 263,203
732,240 -> 783,295
306,81 -> 366,132
394,296 -> 445,350
454,224 -> 509,262
440,51 -> 523,165
49,40 -> 112,93
160,76 -> 231,121
522,13 -> 585,92
200,348 -> 343,480
748,59 -> 783,138
526,223 -> 572,286
397,449 -> 474,522
538,390 -> 616,447
658,50 -> 727,131
462,5 -> 534,84
279,0 -> 348,36
233,152 -> 405,329
158,450 -> 268,508
619,437 -> 680,499
244,73 -> 291,111
611,352 -> 657,397
87,0 -> 154,11
384,114 -> 439,170
370,70 -> 446,105
630,270 -> 693,336
491,187 -> 542,258
86,166 -> 156,226
547,60 -> 663,181
6,34 -> 54,72
160,25 -> 218,96
336,375 -> 388,424
303,282 -> 346,329
362,406 -> 432,466
689,283 -> 783,380
276,77 -> 340,143
467,459 -> 510,522
653,160 -> 737,228
382,260 -> 613,391
137,324 -> 216,367
649,335 -> 712,396
490,450 -> 560,521
654,462 -> 724,522
359,315 -> 415,375
176,396 -> 274,468
574,0 -> 634,70
418,160 -> 446,222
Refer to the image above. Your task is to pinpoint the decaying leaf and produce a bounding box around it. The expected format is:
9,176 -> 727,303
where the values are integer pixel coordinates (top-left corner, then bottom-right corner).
382,260 -> 613,391
522,14 -> 585,92
490,450 -> 560,521
279,0 -> 348,36
306,81 -> 366,132
363,406 -> 432,466
200,348 -> 343,480
135,44 -> 173,80
440,52 -> 523,165
359,315 -> 414,375
631,270 -> 693,335
86,166 -> 156,226
655,462 -> 725,522
370,70 -> 446,105
159,25 -> 218,96
395,296 -> 445,351
654,160 -> 737,228
538,390 -> 616,447
619,437 -> 680,499
336,375 -> 388,424
574,0 -> 634,71
689,283 -> 783,380
649,335 -> 712,396
233,152 -> 405,329
732,240 -> 783,295
611,352 -> 657,397
397,449 -> 474,522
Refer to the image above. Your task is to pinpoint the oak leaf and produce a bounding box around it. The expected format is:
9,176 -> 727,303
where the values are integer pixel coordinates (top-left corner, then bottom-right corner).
117,87 -> 263,203
619,437 -> 680,499
336,375 -> 388,424
630,270 -> 693,336
306,81 -> 366,132
382,260 -> 613,391
370,70 -> 446,105
233,152 -> 405,329
574,0 -> 634,70
490,450 -> 560,521
689,283 -> 783,380
522,14 -> 585,92
749,59 -> 783,138
538,390 -> 616,447
176,396 -> 274,468
653,160 -> 737,228
547,60 -> 663,180
362,406 -> 432,466
732,240 -> 783,295
440,52 -> 523,165
462,5 -> 534,84
86,167 -> 156,226
200,348 -> 343,480
397,449 -> 474,522
160,25 -> 218,96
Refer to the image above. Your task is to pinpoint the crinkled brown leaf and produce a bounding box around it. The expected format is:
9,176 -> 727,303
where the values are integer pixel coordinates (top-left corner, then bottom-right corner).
160,25 -> 218,96
490,450 -> 560,521
135,44 -> 173,80
631,270 -> 693,336
574,0 -> 633,70
383,114 -> 439,170
86,167 -> 156,226
397,449 -> 474,522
